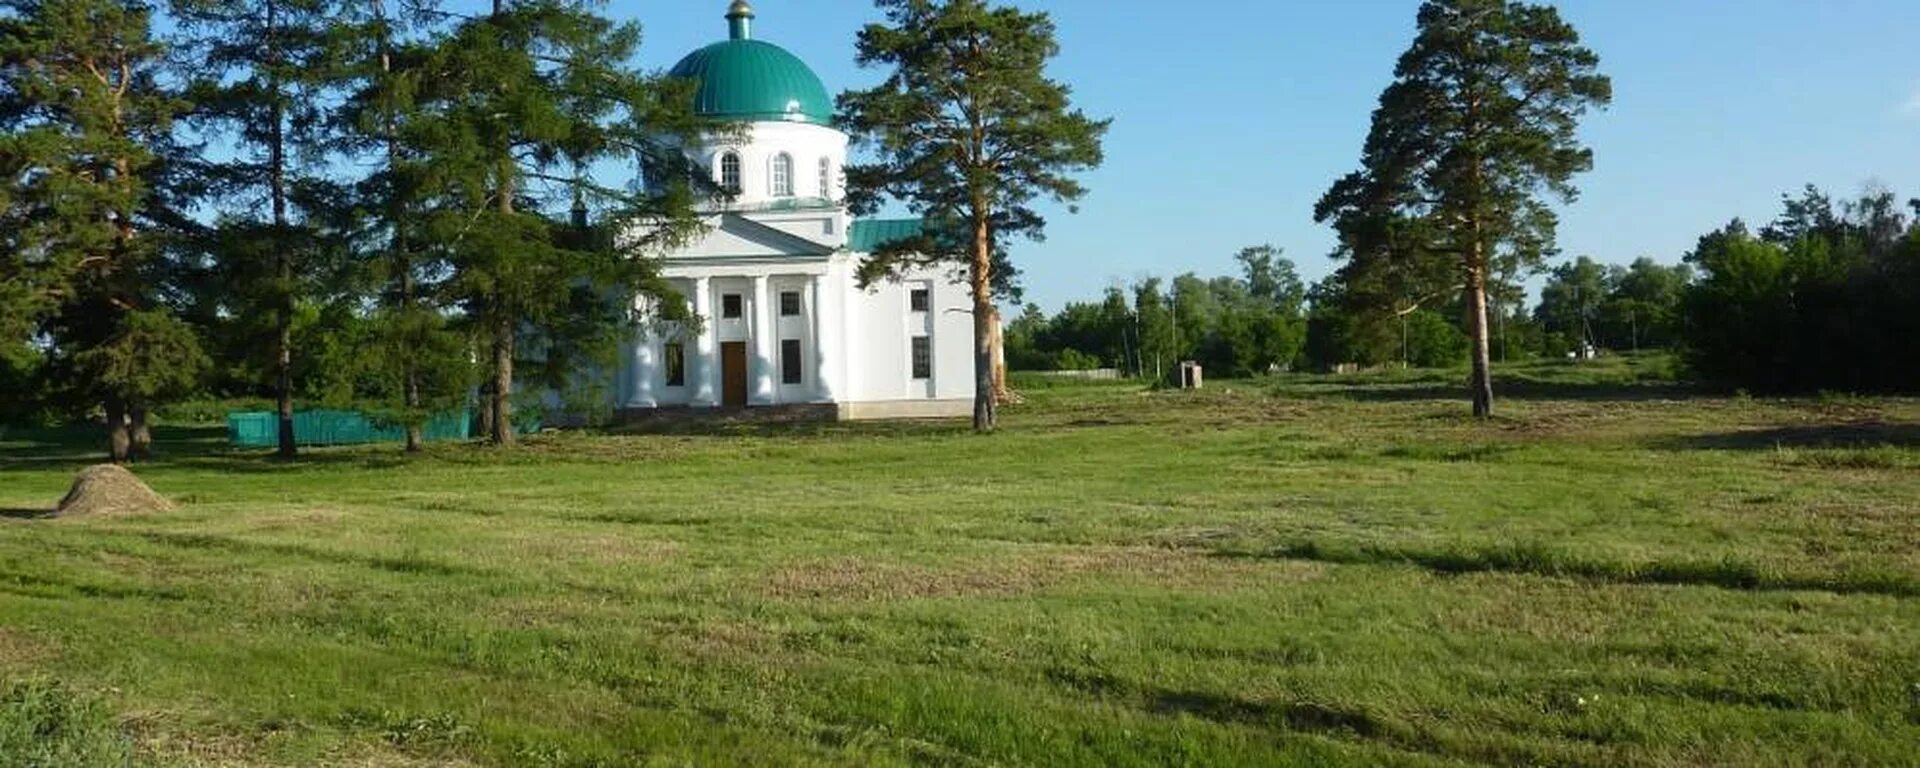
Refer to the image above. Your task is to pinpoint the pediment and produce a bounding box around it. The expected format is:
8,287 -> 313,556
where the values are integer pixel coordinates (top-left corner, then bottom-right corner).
667,213 -> 834,260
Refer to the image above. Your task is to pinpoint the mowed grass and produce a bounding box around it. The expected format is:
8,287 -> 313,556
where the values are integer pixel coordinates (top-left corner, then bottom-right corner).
1,358 -> 1918,766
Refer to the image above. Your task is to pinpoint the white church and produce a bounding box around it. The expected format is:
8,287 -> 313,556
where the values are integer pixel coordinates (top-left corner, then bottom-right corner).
615,1 -> 974,421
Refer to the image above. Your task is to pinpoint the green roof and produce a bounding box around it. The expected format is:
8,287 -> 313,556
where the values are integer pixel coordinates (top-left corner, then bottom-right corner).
668,39 -> 833,125
846,218 -> 928,254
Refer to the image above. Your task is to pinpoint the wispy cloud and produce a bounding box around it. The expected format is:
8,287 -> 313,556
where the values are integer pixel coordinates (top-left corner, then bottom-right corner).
1901,85 -> 1920,118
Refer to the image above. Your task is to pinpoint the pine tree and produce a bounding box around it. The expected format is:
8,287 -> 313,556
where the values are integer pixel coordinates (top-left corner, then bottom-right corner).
329,0 -> 468,452
838,0 -> 1107,432
407,0 -> 706,446
170,0 -> 340,457
0,0 -> 207,461
1315,0 -> 1610,417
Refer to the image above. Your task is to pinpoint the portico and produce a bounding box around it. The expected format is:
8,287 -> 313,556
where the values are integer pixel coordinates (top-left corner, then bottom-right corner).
624,261 -> 841,412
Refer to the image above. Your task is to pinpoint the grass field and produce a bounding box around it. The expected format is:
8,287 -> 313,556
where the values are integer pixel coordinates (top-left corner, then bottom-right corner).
2,356 -> 1918,766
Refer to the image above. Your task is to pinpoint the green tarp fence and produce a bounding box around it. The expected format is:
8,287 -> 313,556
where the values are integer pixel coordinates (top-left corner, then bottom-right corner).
227,410 -> 472,448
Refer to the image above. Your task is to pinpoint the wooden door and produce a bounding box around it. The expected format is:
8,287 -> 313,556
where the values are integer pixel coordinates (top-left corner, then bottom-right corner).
721,341 -> 748,408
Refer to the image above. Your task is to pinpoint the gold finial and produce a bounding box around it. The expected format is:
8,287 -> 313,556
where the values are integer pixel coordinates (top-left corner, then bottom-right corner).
727,0 -> 754,40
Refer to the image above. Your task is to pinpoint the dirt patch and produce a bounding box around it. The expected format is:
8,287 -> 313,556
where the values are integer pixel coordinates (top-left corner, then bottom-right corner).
506,531 -> 681,566
249,508 -> 350,529
54,465 -> 175,518
657,620 -> 774,660
766,547 -> 1309,601
0,627 -> 55,666
137,727 -> 482,768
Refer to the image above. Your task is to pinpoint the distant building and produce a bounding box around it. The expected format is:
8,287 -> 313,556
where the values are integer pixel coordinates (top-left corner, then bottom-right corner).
617,1 -> 973,420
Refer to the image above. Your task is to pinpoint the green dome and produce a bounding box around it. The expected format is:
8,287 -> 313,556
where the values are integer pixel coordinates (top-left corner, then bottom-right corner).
669,39 -> 833,125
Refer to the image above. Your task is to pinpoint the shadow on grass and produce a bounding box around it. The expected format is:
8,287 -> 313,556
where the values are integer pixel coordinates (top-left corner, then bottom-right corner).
1220,538 -> 1920,598
1152,691 -> 1390,739
0,507 -> 53,520
132,530 -> 486,579
1045,665 -> 1470,761
158,450 -> 419,475
1288,379 -> 1705,404
1655,422 -> 1920,451
0,426 -> 231,473
0,423 -> 467,475
0,566 -> 192,602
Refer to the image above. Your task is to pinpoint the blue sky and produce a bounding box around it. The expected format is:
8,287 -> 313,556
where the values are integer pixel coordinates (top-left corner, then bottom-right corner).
634,1 -> 1920,312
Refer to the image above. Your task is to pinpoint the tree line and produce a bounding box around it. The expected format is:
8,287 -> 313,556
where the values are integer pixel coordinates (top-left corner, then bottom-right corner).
1,0 -> 1109,451
1009,184 -> 1918,397
1004,245 -> 1306,379
1683,186 -> 1920,393
1003,245 -> 1684,378
2,0 -> 721,460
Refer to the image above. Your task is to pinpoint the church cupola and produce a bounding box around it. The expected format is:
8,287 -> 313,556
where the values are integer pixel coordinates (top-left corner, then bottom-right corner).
666,1 -> 849,215
669,1 -> 832,125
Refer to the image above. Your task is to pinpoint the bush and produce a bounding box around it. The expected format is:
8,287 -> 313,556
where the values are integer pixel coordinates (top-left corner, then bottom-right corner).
156,397 -> 276,427
1055,348 -> 1103,371
1405,310 -> 1469,369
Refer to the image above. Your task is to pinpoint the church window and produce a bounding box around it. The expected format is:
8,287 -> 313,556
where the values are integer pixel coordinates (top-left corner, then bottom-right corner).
722,293 -> 743,319
771,153 -> 794,197
911,336 -> 931,380
909,287 -> 930,313
781,339 -> 804,384
719,151 -> 741,192
780,291 -> 801,316
663,343 -> 686,387
818,157 -> 832,198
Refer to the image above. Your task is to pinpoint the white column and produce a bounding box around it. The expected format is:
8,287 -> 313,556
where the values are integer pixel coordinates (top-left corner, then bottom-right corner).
625,295 -> 657,409
810,274 -> 836,402
613,326 -> 631,408
750,274 -> 776,405
629,336 -> 657,410
692,277 -> 718,407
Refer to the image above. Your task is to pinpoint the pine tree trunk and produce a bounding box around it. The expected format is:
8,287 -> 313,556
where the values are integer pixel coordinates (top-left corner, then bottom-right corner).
276,303 -> 294,455
969,213 -> 996,432
1466,235 -> 1495,419
268,0 -> 297,460
489,149 -> 517,446
106,399 -> 130,464
404,376 -> 423,452
375,0 -> 423,454
102,76 -> 137,466
129,403 -> 152,462
490,314 -> 515,446
989,306 -> 1011,405
475,380 -> 494,442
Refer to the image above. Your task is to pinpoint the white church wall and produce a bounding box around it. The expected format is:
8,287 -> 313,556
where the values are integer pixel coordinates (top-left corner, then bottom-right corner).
836,264 -> 974,406
770,274 -> 816,404
930,273 -> 976,402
